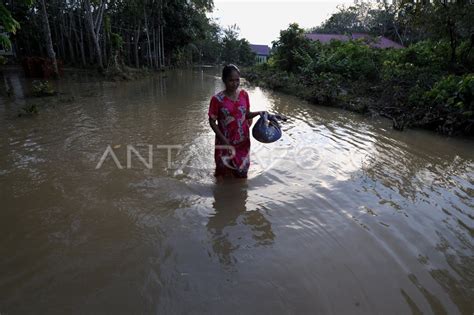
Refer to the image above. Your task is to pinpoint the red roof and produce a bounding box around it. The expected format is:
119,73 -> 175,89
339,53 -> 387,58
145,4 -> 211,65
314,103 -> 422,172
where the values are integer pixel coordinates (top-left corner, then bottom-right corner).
305,33 -> 404,49
250,44 -> 270,56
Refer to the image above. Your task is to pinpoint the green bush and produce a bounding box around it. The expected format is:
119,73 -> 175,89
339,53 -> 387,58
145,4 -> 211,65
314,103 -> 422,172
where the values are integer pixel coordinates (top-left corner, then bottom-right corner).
302,72 -> 343,104
394,40 -> 449,69
457,40 -> 474,72
295,40 -> 381,81
407,74 -> 474,135
324,40 -> 380,80
424,74 -> 474,113
379,41 -> 453,112
32,80 -> 56,97
381,41 -> 450,86
18,104 -> 39,117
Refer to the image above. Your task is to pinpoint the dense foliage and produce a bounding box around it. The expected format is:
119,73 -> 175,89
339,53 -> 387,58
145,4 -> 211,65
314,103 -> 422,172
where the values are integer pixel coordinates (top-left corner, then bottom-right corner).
0,0 -> 255,73
247,1 -> 474,136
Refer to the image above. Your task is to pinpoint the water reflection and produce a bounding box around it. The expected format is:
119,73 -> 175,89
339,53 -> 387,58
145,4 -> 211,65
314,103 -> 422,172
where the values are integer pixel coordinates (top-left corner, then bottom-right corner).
207,180 -> 274,265
1,69 -> 26,101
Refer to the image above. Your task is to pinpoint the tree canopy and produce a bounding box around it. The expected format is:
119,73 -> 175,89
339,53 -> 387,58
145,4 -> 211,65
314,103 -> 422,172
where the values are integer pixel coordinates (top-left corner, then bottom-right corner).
0,0 -> 256,71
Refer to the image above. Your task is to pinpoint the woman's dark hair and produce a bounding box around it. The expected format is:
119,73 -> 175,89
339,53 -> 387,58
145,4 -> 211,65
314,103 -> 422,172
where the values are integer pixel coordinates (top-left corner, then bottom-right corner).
222,64 -> 240,82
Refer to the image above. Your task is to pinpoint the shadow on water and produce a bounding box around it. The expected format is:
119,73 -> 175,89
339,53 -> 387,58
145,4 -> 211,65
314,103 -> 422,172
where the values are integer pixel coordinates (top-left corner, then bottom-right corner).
207,180 -> 274,266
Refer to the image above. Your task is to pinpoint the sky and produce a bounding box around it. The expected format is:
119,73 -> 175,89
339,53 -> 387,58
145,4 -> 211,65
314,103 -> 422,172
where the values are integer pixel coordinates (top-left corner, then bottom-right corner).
209,0 -> 356,46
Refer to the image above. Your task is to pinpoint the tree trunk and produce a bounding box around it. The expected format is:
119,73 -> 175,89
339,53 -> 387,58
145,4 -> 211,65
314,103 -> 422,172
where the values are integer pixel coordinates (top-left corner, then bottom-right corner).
153,27 -> 158,69
87,31 -> 94,63
84,0 -> 103,70
66,12 -> 76,64
143,7 -> 153,68
59,23 -> 67,61
448,21 -> 457,63
394,27 -> 404,46
134,24 -> 141,68
103,30 -> 107,64
126,33 -> 131,65
157,24 -> 162,68
160,24 -> 165,67
39,0 -> 59,77
159,0 -> 165,68
78,15 -> 87,67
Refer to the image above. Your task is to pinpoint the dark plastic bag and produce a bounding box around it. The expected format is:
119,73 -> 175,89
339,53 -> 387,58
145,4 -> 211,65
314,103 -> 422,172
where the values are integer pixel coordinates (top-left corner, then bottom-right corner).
252,112 -> 285,143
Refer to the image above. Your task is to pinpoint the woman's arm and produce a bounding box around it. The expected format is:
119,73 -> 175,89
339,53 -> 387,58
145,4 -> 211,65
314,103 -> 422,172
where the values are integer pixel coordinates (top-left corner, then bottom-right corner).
246,111 -> 266,119
209,118 -> 231,146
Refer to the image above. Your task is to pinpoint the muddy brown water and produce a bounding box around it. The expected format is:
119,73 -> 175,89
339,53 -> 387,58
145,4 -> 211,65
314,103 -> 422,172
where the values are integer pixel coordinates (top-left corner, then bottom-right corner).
0,68 -> 473,314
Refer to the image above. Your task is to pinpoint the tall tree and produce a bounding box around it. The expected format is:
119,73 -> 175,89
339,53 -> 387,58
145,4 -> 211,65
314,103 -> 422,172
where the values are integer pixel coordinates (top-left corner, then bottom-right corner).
39,0 -> 59,77
272,23 -> 311,72
7,0 -> 219,71
0,3 -> 21,50
83,0 -> 104,70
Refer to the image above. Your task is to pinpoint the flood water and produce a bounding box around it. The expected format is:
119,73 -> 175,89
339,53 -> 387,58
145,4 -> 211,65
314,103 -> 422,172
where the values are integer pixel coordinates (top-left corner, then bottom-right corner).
0,67 -> 473,314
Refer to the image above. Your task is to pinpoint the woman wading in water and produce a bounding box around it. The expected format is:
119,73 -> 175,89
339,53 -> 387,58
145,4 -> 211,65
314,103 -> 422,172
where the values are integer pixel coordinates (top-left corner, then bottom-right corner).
208,64 -> 264,178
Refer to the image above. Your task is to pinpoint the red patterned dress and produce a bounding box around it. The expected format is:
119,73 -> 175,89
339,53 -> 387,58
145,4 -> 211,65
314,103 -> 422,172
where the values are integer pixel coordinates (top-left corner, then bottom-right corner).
208,89 -> 252,178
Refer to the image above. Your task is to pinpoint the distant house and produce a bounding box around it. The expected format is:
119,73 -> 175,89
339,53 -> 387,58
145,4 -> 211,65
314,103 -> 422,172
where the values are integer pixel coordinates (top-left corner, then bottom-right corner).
250,44 -> 270,63
305,33 -> 404,49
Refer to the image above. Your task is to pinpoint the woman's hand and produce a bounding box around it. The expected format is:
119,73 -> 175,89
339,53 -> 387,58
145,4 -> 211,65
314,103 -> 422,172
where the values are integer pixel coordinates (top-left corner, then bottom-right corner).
210,118 -> 229,144
221,137 -> 231,146
270,113 -> 288,122
247,111 -> 267,120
